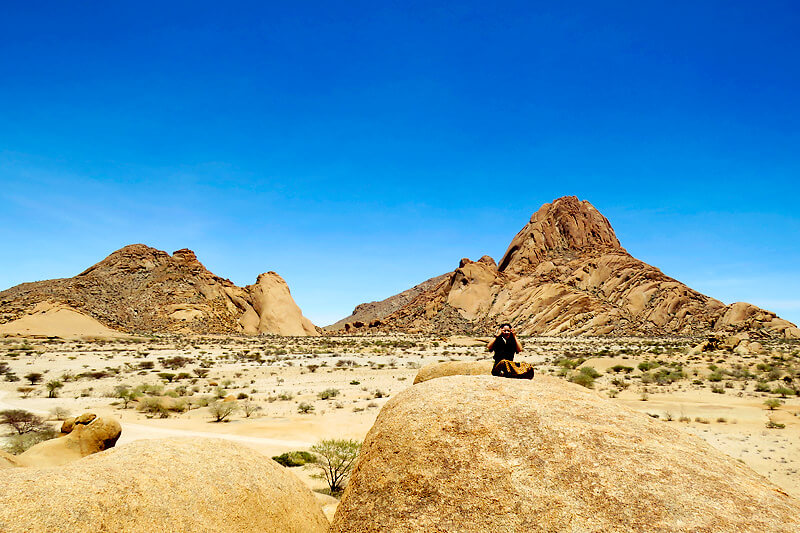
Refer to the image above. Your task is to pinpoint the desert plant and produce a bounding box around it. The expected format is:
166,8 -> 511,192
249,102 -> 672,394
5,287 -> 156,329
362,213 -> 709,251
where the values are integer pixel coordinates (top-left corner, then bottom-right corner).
609,365 -> 634,374
309,439 -> 361,495
298,402 -> 315,414
16,386 -> 35,398
2,427 -> 58,454
208,400 -> 238,422
766,418 -> 785,429
48,406 -> 71,421
764,398 -> 783,410
772,386 -> 795,398
241,400 -> 261,418
45,380 -> 64,398
24,372 -> 43,385
0,409 -> 49,434
272,450 -> 316,467
318,388 -> 340,400
638,361 -> 660,372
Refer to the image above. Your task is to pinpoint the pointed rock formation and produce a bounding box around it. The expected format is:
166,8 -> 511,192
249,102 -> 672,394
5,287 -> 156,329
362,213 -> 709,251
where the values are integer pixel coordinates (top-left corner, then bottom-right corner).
354,196 -> 797,338
0,244 -> 319,336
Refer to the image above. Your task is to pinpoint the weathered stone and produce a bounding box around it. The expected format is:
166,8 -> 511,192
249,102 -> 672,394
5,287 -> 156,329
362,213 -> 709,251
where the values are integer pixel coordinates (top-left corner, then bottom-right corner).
413,360 -> 494,384
332,375 -> 800,532
0,438 -> 329,533
17,414 -> 121,467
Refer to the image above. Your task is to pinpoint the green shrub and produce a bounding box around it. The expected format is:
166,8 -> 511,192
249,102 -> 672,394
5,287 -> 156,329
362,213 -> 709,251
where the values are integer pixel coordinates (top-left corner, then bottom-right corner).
208,400 -> 238,422
609,365 -> 634,374
755,381 -> 771,392
772,386 -> 795,398
298,402 -> 315,414
579,366 -> 601,378
569,372 -> 595,388
318,388 -> 340,400
638,361 -> 660,372
2,428 -> 58,454
272,451 -> 316,467
764,398 -> 783,410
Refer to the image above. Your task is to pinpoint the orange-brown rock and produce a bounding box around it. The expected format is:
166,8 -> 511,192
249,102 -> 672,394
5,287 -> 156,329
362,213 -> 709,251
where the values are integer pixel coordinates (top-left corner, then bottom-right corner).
0,244 -> 319,336
363,196 -> 797,338
15,413 -> 121,467
0,438 -> 330,533
331,375 -> 800,532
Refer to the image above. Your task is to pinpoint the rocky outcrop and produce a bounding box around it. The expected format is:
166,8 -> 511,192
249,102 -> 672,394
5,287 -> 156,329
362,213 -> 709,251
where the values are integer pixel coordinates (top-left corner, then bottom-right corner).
326,273 -> 450,331
14,413 -> 121,467
0,244 -> 319,336
412,360 -> 494,384
0,438 -> 330,533
362,197 -> 797,338
331,375 -> 800,532
240,272 -> 318,336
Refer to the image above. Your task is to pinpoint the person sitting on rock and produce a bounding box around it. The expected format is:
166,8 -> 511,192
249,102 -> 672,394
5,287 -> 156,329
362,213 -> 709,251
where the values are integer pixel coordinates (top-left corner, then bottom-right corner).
487,323 -> 534,379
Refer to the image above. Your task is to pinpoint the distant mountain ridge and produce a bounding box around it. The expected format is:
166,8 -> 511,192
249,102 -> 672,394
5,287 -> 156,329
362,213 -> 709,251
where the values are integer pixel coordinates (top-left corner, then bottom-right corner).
0,244 -> 318,336
335,196 -> 799,338
325,274 -> 450,331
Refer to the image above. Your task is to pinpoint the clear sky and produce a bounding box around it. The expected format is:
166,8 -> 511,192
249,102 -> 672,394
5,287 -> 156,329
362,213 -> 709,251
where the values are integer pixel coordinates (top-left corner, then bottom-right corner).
1,1 -> 798,327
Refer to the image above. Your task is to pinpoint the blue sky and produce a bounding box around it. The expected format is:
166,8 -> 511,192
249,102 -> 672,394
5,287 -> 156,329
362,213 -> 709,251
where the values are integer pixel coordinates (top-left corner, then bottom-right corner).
1,1 -> 798,327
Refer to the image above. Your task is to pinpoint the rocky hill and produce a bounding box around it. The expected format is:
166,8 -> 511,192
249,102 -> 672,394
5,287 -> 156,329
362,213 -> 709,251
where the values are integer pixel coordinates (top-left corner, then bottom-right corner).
0,244 -> 318,336
325,274 -> 449,330
340,196 -> 798,338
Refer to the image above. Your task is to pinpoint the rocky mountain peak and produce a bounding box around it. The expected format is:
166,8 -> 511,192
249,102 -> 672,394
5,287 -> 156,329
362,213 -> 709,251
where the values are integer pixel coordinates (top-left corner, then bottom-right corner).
78,244 -> 171,276
498,196 -> 624,273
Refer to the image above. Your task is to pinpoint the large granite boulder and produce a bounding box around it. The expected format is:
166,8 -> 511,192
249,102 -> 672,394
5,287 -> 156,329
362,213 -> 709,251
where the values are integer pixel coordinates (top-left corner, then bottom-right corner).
0,438 -> 330,533
331,375 -> 800,532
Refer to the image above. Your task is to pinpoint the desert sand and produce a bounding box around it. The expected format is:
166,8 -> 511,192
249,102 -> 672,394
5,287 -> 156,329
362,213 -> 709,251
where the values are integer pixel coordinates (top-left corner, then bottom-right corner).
1,333 -> 798,500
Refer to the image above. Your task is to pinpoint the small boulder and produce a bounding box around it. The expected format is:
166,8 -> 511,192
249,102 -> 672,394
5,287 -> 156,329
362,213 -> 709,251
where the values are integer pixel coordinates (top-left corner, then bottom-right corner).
16,414 -> 121,467
413,360 -> 494,384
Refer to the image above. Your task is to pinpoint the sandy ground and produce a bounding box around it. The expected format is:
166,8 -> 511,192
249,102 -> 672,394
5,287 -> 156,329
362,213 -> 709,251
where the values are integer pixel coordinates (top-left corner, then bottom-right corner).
1,334 -> 798,499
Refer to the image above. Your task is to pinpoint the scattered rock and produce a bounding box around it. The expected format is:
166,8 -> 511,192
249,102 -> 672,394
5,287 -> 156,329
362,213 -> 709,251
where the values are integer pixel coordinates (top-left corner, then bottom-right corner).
331,375 -> 800,532
0,438 -> 330,533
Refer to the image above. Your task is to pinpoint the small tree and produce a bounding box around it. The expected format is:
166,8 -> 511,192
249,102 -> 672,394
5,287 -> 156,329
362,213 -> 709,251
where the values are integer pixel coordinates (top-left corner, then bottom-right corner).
241,400 -> 261,418
114,385 -> 138,409
208,400 -> 238,422
46,380 -> 64,398
0,409 -> 49,434
309,439 -> 361,495
764,398 -> 783,410
24,372 -> 43,385
16,386 -> 36,398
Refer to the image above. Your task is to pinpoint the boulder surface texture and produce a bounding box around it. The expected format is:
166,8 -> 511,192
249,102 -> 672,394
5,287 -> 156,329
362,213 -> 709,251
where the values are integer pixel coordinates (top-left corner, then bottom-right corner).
413,360 -> 494,384
331,375 -> 800,532
0,438 -> 330,533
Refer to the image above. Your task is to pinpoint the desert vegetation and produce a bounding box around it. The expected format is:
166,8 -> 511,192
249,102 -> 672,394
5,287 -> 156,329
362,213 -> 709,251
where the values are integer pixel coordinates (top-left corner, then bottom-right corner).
0,334 -> 798,498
